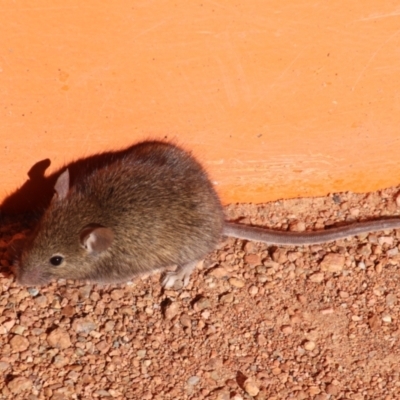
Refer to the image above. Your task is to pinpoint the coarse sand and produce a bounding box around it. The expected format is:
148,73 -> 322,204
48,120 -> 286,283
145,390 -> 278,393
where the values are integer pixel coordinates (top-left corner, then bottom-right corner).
0,186 -> 400,399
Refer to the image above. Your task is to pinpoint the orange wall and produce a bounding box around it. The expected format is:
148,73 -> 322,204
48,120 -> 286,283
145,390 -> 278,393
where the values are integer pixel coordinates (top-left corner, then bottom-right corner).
1,1 -> 400,204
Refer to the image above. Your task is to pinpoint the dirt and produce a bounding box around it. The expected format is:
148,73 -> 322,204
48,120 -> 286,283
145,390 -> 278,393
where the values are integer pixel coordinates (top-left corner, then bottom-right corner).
0,186 -> 400,399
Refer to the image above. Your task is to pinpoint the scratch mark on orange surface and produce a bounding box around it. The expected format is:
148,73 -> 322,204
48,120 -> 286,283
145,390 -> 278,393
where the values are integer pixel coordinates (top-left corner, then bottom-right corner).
133,20 -> 169,40
352,29 -> 400,91
357,10 -> 400,21
266,52 -> 304,92
238,50 -> 304,122
216,56 -> 239,107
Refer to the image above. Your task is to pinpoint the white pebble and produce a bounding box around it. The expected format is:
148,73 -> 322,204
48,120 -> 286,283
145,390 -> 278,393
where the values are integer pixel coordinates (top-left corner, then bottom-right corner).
382,315 -> 392,323
187,376 -> 200,386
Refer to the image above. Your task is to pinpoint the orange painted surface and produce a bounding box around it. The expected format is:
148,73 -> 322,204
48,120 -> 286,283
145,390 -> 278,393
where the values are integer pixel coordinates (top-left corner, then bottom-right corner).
1,1 -> 400,205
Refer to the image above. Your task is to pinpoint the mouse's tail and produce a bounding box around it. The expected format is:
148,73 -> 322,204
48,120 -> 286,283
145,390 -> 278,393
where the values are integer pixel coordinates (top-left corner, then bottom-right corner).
223,219 -> 400,246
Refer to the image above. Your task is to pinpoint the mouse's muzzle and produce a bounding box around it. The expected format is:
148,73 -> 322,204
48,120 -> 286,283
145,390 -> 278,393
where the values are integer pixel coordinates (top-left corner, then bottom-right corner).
15,264 -> 50,286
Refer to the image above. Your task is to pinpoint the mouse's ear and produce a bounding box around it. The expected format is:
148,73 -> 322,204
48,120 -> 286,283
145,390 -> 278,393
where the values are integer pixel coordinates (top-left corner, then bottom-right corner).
80,224 -> 114,255
54,169 -> 70,201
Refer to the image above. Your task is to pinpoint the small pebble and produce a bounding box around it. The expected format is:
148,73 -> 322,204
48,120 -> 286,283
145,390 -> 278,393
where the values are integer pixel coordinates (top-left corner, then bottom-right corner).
229,277 -> 245,288
272,367 -> 281,375
326,383 -> 339,395
368,314 -> 380,331
0,319 -> 16,334
94,389 -> 112,397
104,320 -> 115,332
304,341 -> 316,351
164,301 -> 180,320
72,318 -> 97,334
220,293 -> 234,304
244,241 -> 257,253
244,254 -> 261,265
382,315 -> 392,323
180,314 -> 191,328
53,354 -> 68,368
10,335 -> 29,352
375,262 -> 383,274
47,328 -> 71,349
0,361 -> 10,372
309,273 -> 324,283
257,334 -> 267,345
13,325 -> 25,335
208,266 -> 229,278
257,274 -> 268,283
7,377 -> 32,394
281,325 -> 293,334
194,297 -> 211,311
62,305 -> 75,317
249,285 -> 258,296
187,376 -> 200,386
308,386 -> 321,395
110,289 -> 124,301
320,253 -> 345,272
350,208 -> 360,216
137,349 -> 146,358
358,261 -> 366,270
243,379 -> 260,396
215,389 -> 230,400
27,288 -> 39,296
378,236 -> 394,246
289,221 -> 306,232
386,293 -> 397,307
78,285 -> 92,300
34,295 -> 48,307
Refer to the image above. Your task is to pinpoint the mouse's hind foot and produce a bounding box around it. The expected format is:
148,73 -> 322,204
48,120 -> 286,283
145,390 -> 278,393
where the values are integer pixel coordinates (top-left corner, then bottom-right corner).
162,260 -> 199,289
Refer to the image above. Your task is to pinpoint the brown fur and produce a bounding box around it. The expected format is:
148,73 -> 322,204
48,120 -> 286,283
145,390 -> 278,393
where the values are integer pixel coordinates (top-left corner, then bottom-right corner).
17,141 -> 224,285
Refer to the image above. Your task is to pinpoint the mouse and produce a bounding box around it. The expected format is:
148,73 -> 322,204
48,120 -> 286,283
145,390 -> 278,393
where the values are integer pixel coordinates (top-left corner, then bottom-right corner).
15,140 -> 400,288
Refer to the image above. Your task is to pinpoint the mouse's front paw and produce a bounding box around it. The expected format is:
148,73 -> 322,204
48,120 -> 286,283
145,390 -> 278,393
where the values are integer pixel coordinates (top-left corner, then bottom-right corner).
162,271 -> 182,289
161,261 -> 197,289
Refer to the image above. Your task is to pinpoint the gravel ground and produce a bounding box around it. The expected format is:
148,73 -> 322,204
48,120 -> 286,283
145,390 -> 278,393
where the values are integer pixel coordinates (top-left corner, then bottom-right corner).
1,186 -> 400,400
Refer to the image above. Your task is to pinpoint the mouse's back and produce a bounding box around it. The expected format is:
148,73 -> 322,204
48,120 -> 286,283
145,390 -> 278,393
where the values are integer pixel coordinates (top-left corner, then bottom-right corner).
82,141 -> 225,262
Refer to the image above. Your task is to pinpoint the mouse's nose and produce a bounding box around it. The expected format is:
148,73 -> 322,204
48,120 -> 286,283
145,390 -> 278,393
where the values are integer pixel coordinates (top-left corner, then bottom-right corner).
16,265 -> 47,286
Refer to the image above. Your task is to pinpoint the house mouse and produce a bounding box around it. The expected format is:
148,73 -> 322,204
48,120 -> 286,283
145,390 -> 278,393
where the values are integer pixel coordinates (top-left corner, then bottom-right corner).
16,140 -> 400,288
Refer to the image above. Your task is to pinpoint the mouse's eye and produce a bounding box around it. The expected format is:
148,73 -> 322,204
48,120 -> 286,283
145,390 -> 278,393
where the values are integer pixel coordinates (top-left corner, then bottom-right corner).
49,255 -> 64,267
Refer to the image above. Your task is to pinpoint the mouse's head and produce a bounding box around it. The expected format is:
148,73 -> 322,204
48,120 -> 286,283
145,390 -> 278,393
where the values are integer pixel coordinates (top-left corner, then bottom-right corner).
16,170 -> 114,286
